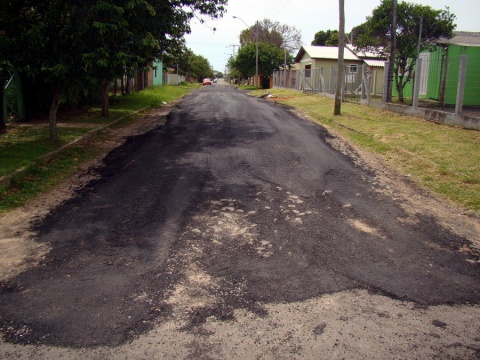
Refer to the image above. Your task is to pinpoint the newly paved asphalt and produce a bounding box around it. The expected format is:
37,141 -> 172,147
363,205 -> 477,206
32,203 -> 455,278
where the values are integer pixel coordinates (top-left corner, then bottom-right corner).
1,84 -> 479,347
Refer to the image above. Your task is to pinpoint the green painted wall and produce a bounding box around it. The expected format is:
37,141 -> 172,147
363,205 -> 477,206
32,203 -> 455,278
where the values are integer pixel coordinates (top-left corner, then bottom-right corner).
392,45 -> 480,106
426,46 -> 445,100
153,60 -> 163,86
442,45 -> 480,105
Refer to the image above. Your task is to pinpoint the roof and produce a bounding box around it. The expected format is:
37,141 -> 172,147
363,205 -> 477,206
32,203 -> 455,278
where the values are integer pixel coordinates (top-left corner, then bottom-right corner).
295,45 -> 360,63
437,31 -> 480,47
364,59 -> 386,67
349,46 -> 386,60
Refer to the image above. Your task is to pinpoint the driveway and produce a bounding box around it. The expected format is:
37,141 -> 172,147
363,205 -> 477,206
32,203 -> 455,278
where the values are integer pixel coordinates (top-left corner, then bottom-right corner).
1,84 -> 479,358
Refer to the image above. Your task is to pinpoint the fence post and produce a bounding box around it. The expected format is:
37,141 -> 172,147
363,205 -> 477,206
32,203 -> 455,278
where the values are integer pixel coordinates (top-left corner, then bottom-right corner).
382,62 -> 389,103
455,55 -> 468,115
329,66 -> 335,94
361,63 -> 367,100
412,58 -> 422,109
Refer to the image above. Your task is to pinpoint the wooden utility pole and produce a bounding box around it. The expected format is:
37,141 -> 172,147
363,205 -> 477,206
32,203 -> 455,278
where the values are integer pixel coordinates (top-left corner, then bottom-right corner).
386,0 -> 397,102
334,0 -> 345,115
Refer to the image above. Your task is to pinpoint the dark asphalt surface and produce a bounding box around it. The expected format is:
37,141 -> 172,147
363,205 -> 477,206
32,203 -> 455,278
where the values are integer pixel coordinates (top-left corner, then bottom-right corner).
0,85 -> 479,348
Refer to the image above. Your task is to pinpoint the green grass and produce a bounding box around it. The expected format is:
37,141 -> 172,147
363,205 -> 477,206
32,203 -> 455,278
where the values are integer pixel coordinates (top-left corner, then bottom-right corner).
251,88 -> 480,211
237,85 -> 258,91
0,127 -> 90,177
0,84 -> 196,213
0,145 -> 98,210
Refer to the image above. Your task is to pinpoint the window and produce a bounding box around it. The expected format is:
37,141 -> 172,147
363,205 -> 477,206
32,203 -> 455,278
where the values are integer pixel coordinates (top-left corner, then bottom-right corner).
349,64 -> 358,74
305,64 -> 311,78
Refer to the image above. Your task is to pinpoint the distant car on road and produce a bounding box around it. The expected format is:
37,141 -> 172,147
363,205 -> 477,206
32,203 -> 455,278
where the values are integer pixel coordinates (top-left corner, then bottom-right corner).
202,78 -> 213,86
213,78 -> 218,83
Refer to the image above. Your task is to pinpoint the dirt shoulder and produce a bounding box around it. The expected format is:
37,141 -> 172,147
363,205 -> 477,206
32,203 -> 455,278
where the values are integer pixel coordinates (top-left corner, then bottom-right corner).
0,102 -> 178,282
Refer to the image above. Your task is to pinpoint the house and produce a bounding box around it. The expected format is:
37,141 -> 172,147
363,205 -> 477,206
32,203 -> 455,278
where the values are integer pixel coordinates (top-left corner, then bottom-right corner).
135,59 -> 163,90
293,45 -> 385,95
425,31 -> 480,106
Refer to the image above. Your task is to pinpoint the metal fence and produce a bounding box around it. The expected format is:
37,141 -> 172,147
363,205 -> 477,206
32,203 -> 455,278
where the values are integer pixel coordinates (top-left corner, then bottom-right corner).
273,65 -> 363,102
274,53 -> 480,119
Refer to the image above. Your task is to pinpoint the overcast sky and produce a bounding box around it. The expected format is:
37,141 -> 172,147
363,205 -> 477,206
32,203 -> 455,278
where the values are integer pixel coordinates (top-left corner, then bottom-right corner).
184,0 -> 478,73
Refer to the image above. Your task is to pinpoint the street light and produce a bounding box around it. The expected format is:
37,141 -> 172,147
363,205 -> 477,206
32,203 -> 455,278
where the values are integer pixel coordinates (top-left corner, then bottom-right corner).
233,16 -> 259,88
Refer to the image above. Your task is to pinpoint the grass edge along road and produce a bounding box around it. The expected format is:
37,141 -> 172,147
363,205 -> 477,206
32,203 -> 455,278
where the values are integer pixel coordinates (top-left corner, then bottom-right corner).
0,84 -> 197,213
248,88 -> 480,212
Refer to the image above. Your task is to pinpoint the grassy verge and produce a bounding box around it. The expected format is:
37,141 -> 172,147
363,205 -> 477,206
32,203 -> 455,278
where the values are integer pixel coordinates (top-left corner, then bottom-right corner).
237,85 -> 258,91
0,84 -> 197,213
251,88 -> 480,211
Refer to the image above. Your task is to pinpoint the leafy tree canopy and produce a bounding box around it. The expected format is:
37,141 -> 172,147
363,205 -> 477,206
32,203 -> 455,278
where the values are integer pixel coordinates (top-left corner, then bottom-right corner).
162,44 -> 214,81
232,42 -> 285,79
239,19 -> 302,54
0,0 -> 227,139
311,30 -> 340,46
352,0 -> 456,101
188,53 -> 214,81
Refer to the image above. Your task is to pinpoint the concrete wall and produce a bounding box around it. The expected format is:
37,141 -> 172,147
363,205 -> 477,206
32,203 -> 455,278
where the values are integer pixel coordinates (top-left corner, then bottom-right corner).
362,100 -> 480,131
164,73 -> 186,85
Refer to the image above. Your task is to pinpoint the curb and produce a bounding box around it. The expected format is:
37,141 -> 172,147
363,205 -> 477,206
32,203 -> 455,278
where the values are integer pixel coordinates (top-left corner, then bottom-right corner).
0,106 -> 150,188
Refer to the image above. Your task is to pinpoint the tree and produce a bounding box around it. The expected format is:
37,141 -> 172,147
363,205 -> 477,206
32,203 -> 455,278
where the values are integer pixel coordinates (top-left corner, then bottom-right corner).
239,19 -> 302,54
232,42 -> 285,88
353,0 -> 456,102
0,1 -> 89,141
82,1 -> 155,117
0,0 -> 227,141
188,53 -> 214,81
312,30 -> 340,46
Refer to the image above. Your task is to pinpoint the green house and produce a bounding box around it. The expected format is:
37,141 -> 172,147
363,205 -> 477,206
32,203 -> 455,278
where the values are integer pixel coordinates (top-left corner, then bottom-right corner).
426,32 -> 480,106
392,32 -> 480,105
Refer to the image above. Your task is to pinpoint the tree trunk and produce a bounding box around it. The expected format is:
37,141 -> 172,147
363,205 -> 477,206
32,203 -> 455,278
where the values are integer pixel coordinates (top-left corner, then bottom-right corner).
334,0 -> 345,115
396,72 -> 405,103
101,79 -> 109,117
126,77 -> 131,95
398,86 -> 404,103
0,86 -> 6,134
49,83 -> 64,142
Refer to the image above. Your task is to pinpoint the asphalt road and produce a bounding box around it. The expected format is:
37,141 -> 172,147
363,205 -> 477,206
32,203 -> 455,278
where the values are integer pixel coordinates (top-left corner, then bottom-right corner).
0,84 -> 479,348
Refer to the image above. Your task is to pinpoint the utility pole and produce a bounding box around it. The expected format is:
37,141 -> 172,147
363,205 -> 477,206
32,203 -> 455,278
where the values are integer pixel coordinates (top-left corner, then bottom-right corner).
334,0 -> 345,115
227,45 -> 238,83
386,0 -> 397,102
255,20 -> 259,89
